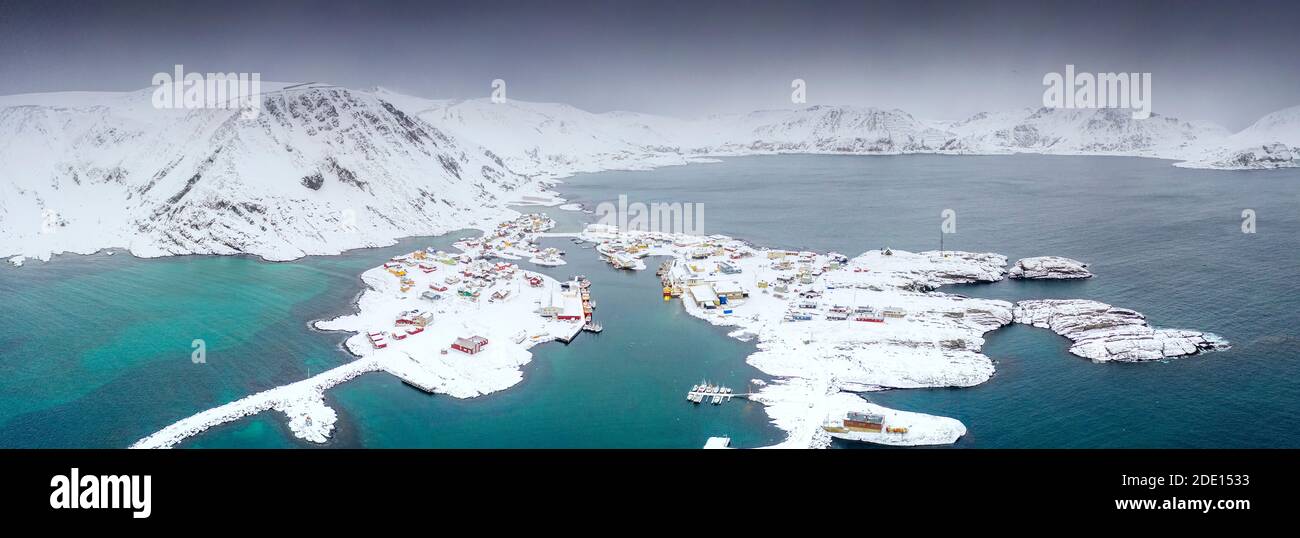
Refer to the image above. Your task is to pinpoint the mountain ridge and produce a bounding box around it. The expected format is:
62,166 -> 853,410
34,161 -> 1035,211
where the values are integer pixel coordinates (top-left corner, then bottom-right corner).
2,83 -> 1296,262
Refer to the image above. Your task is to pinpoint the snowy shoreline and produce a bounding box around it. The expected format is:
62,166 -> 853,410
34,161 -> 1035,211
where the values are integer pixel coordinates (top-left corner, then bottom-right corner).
6,82 -> 1300,266
131,213 -> 1229,449
133,214 -> 591,448
580,225 -> 1229,448
1013,299 -> 1229,362
582,226 -> 1012,447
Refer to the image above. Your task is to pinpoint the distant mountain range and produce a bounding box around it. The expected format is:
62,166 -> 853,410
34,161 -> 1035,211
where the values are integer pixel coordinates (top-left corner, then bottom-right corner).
2,83 -> 1296,261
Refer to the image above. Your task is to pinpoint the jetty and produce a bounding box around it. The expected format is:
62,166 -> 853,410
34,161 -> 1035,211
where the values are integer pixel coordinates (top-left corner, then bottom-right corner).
686,382 -> 753,405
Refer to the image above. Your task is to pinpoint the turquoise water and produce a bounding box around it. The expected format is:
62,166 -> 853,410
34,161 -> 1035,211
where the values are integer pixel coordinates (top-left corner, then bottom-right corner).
2,154 -> 1297,447
190,241 -> 783,449
0,234 -> 471,447
555,154 -> 1300,448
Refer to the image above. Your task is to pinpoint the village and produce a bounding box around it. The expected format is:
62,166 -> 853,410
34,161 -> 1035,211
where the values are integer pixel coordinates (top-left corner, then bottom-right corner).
132,213 -> 603,449
583,223 -> 936,330
303,212 -> 603,409
349,213 -> 603,387
137,212 -> 1201,450
580,222 -> 1014,447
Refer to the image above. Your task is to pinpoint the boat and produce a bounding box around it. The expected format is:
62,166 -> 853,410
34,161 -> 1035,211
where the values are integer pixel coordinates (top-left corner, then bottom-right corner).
583,321 -> 603,333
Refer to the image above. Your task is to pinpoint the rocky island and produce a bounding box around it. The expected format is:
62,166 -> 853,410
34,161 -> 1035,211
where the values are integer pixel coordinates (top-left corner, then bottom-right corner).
1013,299 -> 1228,362
1009,256 -> 1092,279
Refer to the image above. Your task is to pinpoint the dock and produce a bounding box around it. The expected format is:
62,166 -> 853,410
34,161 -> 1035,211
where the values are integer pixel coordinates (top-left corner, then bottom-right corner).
686,382 -> 754,405
656,259 -> 675,277
401,378 -> 438,394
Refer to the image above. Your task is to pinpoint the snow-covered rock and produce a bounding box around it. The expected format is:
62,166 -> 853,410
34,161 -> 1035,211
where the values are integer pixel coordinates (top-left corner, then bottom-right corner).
945,107 -> 1228,159
382,90 -> 698,180
0,83 -> 545,263
684,105 -> 955,154
1009,256 -> 1092,280
1176,105 -> 1300,169
6,82 -> 1296,264
1179,142 -> 1297,170
754,380 -> 967,448
1012,299 -> 1228,362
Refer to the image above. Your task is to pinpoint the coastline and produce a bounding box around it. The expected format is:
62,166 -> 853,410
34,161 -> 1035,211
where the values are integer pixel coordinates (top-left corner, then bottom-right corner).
128,207 -> 1231,449
133,214 -> 590,448
3,147 -> 1285,268
576,225 -> 1230,448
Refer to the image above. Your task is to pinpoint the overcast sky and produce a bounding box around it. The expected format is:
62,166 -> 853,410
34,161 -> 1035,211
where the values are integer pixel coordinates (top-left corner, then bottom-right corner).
0,0 -> 1296,130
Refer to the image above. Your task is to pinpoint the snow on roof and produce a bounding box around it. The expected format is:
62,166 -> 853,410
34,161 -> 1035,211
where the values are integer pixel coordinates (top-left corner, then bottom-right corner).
548,290 -> 584,317
712,280 -> 745,295
689,284 -> 718,304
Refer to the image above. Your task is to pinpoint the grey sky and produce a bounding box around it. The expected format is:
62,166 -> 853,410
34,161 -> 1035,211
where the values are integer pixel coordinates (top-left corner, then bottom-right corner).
0,0 -> 1296,130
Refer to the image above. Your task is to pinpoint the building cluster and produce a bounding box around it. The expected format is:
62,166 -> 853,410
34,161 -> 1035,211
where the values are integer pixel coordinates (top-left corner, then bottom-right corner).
761,250 -> 909,323
656,237 -> 757,312
460,214 -> 563,265
364,217 -> 563,357
538,277 -> 594,322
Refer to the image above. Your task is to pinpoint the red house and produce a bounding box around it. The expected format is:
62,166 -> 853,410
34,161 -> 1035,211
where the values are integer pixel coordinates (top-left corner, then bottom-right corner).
451,336 -> 489,355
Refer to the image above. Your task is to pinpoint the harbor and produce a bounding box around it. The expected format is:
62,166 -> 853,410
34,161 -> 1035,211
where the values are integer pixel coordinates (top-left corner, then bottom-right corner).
685,381 -> 768,405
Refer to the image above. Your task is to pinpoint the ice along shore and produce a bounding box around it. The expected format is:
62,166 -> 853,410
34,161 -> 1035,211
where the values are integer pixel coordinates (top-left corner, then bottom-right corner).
582,227 -> 1228,447
132,214 -> 1227,449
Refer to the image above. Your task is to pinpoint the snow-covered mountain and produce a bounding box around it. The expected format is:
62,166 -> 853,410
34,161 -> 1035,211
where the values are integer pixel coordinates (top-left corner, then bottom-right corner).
2,83 -> 1295,262
1178,105 -> 1300,169
373,89 -> 694,179
681,105 -> 956,154
407,98 -> 1233,164
0,84 -> 545,262
944,107 -> 1229,159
